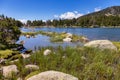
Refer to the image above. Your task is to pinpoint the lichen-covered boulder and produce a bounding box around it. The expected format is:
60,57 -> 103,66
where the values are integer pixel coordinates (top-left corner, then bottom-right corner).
27,70 -> 78,80
84,40 -> 117,50
1,65 -> 18,77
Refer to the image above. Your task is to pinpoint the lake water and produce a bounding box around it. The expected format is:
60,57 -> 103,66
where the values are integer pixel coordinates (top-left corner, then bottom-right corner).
18,27 -> 120,50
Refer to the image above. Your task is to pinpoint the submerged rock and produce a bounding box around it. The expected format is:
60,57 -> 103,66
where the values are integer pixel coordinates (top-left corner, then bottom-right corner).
26,35 -> 30,38
84,40 -> 117,50
63,37 -> 72,42
1,65 -> 18,77
43,49 -> 52,56
27,70 -> 78,80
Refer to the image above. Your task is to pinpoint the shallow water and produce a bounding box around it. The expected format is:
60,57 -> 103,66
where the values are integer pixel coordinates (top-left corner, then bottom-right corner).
18,27 -> 120,50
17,34 -> 82,50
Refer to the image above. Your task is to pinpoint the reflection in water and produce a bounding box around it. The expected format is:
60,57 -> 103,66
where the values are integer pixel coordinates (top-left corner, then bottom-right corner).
17,34 -> 83,50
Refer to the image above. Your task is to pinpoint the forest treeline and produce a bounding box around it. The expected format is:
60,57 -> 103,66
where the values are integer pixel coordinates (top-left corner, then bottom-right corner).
0,15 -> 23,49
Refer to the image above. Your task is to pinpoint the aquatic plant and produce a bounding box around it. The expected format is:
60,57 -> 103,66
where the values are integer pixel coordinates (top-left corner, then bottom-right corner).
22,31 -> 86,42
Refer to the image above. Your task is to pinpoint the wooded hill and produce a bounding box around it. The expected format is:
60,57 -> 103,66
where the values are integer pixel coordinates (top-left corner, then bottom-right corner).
76,6 -> 120,27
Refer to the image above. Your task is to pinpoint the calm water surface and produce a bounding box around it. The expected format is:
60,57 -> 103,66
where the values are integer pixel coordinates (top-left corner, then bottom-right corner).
18,27 -> 120,50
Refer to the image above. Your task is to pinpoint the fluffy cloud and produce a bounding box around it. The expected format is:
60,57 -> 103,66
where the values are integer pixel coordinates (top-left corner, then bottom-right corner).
94,7 -> 101,12
54,11 -> 83,19
54,15 -> 59,18
18,19 -> 27,24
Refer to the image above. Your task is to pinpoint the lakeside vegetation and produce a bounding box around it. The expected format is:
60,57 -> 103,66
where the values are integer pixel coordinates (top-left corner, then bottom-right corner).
0,15 -> 25,64
22,31 -> 88,42
1,45 -> 120,80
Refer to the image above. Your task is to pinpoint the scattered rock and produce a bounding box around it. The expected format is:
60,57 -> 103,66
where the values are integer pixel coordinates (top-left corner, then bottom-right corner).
66,33 -> 73,38
63,37 -> 72,42
17,77 -> 22,80
26,35 -> 30,38
81,56 -> 86,60
0,59 -> 6,64
81,36 -> 89,42
21,54 -> 31,59
43,49 -> 52,56
27,70 -> 78,80
62,56 -> 66,59
1,65 -> 18,77
25,64 -> 39,70
84,40 -> 117,50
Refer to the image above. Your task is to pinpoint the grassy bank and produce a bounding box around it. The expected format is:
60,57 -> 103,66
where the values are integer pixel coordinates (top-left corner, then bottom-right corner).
0,50 -> 22,60
1,45 -> 120,80
22,31 -> 87,42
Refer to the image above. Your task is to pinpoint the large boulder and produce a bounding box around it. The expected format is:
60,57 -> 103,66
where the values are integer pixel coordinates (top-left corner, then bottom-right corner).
1,65 -> 18,77
63,37 -> 72,42
25,64 -> 39,70
84,40 -> 117,50
43,49 -> 52,56
27,70 -> 78,80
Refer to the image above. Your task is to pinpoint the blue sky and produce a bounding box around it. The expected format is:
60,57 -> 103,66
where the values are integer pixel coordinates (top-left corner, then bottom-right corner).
0,0 -> 120,22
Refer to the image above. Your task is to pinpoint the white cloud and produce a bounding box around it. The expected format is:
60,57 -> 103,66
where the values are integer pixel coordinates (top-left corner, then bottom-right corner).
18,19 -> 27,24
94,7 -> 101,12
54,15 -> 59,18
54,11 -> 83,19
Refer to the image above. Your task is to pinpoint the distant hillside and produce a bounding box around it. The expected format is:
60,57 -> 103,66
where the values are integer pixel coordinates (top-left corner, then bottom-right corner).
85,6 -> 120,16
76,6 -> 120,27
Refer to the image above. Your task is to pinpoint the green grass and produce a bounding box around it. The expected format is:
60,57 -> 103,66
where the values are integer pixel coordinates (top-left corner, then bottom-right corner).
0,49 -> 21,61
113,41 -> 120,50
0,50 -> 13,58
25,71 -> 40,80
1,46 -> 120,80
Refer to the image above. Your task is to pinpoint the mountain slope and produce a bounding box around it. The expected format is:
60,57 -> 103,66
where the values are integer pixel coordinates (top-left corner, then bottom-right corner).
76,6 -> 120,27
86,6 -> 120,16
